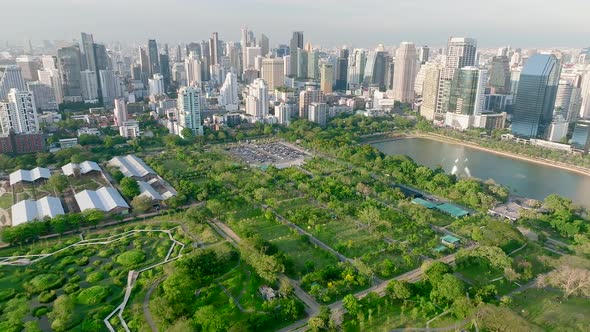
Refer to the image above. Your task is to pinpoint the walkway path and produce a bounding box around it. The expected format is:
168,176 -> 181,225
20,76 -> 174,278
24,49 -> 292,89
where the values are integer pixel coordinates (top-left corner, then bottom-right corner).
143,275 -> 166,332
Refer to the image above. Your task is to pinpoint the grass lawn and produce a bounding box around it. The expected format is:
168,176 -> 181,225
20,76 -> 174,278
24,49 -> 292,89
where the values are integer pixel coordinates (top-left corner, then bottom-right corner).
0,193 -> 12,209
510,288 -> 590,331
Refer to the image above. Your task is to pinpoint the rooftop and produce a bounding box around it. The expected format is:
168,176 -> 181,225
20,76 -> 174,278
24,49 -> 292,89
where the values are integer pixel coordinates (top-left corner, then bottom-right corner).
62,161 -> 101,176
441,235 -> 461,244
75,187 -> 129,212
108,155 -> 156,179
435,203 -> 470,218
11,196 -> 65,226
412,197 -> 438,209
9,167 -> 51,185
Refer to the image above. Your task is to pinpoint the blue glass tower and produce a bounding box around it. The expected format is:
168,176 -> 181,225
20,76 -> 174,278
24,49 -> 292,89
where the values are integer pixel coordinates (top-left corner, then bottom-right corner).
511,54 -> 560,138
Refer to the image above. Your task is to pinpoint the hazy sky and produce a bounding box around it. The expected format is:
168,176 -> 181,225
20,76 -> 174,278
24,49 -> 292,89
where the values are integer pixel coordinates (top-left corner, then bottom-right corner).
1,0 -> 588,48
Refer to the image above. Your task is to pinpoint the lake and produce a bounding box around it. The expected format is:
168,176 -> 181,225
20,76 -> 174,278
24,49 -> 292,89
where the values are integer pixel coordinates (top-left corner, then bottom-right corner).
372,137 -> 590,207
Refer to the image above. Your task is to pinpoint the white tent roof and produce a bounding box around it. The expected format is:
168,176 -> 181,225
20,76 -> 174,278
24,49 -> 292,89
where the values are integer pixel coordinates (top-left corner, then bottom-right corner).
108,155 -> 156,178
75,187 -> 129,212
147,178 -> 177,199
138,181 -> 164,201
62,161 -> 101,176
9,167 -> 51,185
11,196 -> 65,226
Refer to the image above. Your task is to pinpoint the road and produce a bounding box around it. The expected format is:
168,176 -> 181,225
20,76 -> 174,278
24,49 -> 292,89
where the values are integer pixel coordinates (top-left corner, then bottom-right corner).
143,275 -> 166,332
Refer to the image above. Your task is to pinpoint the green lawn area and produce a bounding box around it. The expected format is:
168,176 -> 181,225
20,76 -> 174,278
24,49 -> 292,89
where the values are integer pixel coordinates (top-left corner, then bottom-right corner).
510,288 -> 590,331
0,193 -> 12,210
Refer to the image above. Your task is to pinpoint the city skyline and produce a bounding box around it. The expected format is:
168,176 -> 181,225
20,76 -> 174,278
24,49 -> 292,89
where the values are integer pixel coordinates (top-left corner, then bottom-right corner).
1,0 -> 589,48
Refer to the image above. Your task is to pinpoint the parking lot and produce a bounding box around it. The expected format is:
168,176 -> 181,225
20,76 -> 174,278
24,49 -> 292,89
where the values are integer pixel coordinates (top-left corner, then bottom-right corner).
230,142 -> 309,168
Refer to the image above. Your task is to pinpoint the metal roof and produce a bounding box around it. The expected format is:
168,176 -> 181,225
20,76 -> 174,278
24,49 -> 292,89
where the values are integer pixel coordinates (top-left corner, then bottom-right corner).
11,196 -> 65,226
138,181 -> 163,201
412,198 -> 438,209
75,187 -> 129,212
108,155 -> 156,178
62,161 -> 101,176
9,167 -> 51,185
435,203 -> 470,218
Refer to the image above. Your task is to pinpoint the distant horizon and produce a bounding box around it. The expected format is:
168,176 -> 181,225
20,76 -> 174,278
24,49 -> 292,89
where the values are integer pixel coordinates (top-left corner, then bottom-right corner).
0,0 -> 588,50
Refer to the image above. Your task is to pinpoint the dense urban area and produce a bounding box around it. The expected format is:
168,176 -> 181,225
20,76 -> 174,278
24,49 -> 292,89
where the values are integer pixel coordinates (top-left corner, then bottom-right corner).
0,23 -> 589,332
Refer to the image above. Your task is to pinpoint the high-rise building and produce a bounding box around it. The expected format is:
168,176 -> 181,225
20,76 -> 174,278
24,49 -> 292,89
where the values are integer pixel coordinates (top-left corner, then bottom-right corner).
246,46 -> 262,69
512,54 -> 561,138
444,67 -> 488,129
147,39 -> 160,75
392,42 -> 418,103
309,102 -> 327,126
185,52 -> 202,85
241,26 -> 249,74
38,68 -> 63,104
177,86 -> 203,135
418,46 -> 430,64
16,56 -> 40,81
436,37 -> 477,115
488,56 -> 511,94
299,85 -> 324,119
246,78 -> 269,118
297,49 -> 308,78
308,49 -> 319,80
261,57 -> 285,90
320,64 -> 334,93
27,82 -> 58,111
57,46 -> 83,102
0,66 -> 27,100
80,70 -> 99,103
219,72 -> 239,110
420,62 -> 441,121
159,53 -> 170,91
80,32 -> 96,72
335,48 -> 349,91
275,103 -> 292,125
347,49 -> 367,89
99,70 -> 121,106
289,31 -> 304,77
259,33 -> 269,56
209,32 -> 219,66
0,89 -> 39,134
554,77 -> 582,123
148,74 -> 165,97
113,98 -> 128,126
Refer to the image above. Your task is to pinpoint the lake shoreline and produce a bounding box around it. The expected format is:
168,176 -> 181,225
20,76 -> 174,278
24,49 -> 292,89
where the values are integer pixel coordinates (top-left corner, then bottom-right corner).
400,133 -> 590,178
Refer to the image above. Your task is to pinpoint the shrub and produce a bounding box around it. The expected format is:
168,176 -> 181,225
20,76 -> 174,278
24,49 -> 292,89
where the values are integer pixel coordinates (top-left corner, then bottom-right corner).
66,267 -> 77,275
0,288 -> 15,301
38,290 -> 57,303
77,286 -> 110,305
63,283 -> 80,294
33,306 -> 49,317
70,275 -> 81,283
92,260 -> 102,267
76,256 -> 89,266
115,250 -> 145,267
101,262 -> 113,271
86,271 -> 104,283
25,274 -> 64,293
97,249 -> 114,258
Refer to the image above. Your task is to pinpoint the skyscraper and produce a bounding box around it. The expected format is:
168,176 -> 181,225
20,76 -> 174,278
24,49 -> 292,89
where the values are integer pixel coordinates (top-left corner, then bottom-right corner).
99,70 -> 121,106
289,31 -> 304,77
392,42 -> 418,103
297,49 -> 308,78
241,26 -> 249,74
177,86 -> 203,136
261,57 -> 285,90
80,70 -> 99,103
27,82 -> 58,111
488,56 -> 511,94
320,64 -> 334,93
209,32 -> 219,66
436,37 -> 477,115
512,54 -> 561,138
420,62 -> 441,121
0,66 -> 27,100
80,32 -> 96,72
444,67 -> 488,129
335,48 -> 349,91
113,98 -> 128,126
246,79 -> 269,118
139,47 -> 150,83
15,56 -> 40,81
307,49 -> 319,80
185,52 -> 202,85
246,47 -> 262,69
0,89 -> 39,134
57,46 -> 83,102
418,46 -> 430,64
299,85 -> 324,119
219,72 -> 239,110
148,74 -> 165,97
148,39 -> 160,75
309,102 -> 327,126
259,33 -> 270,56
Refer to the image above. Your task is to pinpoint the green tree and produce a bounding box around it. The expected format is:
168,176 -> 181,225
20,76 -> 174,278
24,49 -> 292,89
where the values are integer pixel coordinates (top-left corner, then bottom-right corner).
120,178 -> 140,198
386,280 -> 413,301
131,195 -> 153,213
48,174 -> 69,194
343,294 -> 360,316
